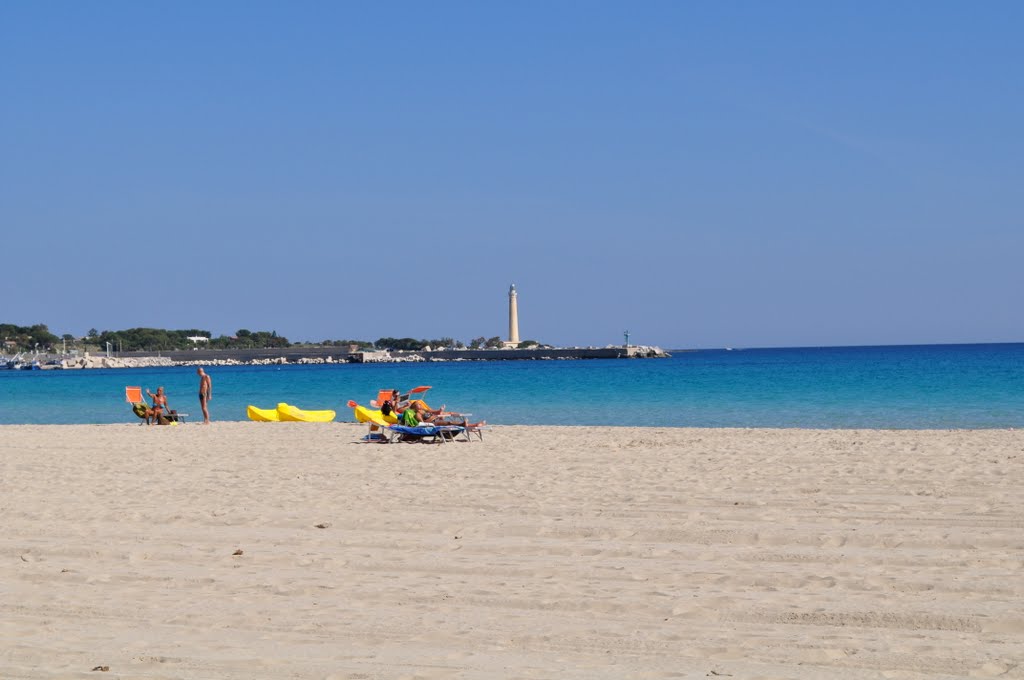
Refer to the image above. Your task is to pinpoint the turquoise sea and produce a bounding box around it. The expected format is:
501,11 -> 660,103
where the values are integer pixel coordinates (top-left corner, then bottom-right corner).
1,343 -> 1022,428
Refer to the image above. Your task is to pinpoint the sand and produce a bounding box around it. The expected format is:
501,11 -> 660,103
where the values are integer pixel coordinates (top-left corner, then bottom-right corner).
1,423 -> 1022,679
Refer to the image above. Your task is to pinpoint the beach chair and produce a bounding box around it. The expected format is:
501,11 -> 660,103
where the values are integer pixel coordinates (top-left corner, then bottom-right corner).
350,398 -> 395,441
125,386 -> 149,422
368,386 -> 436,429
398,386 -> 474,423
349,399 -> 464,444
392,386 -> 485,441
374,389 -> 395,407
397,386 -> 433,410
386,423 -> 465,444
459,419 -> 488,442
369,387 -> 430,410
125,386 -> 189,424
402,409 -> 486,442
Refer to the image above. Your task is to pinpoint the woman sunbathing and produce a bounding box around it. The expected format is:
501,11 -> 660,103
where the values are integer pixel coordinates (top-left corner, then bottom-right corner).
145,386 -> 170,425
408,402 -> 485,429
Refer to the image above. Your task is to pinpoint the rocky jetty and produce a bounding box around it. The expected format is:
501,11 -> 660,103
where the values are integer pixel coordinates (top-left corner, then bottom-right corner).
625,345 -> 670,358
352,351 -> 426,363
60,355 -> 175,370
50,345 -> 670,369
174,356 -> 347,367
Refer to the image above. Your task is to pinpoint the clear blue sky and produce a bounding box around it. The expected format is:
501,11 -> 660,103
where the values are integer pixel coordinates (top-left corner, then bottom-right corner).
2,2 -> 1021,348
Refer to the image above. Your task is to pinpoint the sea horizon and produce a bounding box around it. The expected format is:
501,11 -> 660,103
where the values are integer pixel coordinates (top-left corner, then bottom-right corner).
672,339 -> 1023,352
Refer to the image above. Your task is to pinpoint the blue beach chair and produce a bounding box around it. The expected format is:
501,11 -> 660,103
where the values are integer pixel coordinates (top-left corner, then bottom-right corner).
387,423 -> 465,444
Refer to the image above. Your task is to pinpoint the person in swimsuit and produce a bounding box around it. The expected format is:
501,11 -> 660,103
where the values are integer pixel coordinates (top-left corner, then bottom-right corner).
408,401 -> 485,429
145,386 -> 170,425
197,368 -> 212,424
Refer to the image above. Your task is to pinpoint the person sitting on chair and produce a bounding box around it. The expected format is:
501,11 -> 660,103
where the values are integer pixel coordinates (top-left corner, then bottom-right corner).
379,389 -> 401,418
410,402 -> 436,425
402,397 -> 459,421
145,386 -> 170,425
388,391 -> 443,422
409,402 -> 485,429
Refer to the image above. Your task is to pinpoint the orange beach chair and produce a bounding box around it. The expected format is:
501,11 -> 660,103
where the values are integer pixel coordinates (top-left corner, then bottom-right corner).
126,386 -> 148,422
372,386 -> 434,411
400,386 -> 433,410
125,386 -> 188,424
125,386 -> 144,404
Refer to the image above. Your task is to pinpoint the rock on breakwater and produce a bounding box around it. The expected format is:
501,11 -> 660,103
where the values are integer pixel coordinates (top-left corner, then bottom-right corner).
60,356 -> 175,369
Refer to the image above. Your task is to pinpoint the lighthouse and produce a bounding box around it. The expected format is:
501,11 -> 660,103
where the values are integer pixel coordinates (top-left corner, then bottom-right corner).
508,283 -> 520,346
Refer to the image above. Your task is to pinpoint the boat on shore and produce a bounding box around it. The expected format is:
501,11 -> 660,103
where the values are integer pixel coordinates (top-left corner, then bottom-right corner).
247,403 -> 336,422
277,403 -> 336,422
2,353 -> 45,370
246,405 -> 280,421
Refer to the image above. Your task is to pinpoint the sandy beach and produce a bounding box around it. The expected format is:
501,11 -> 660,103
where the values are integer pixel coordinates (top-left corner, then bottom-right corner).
1,423 -> 1021,679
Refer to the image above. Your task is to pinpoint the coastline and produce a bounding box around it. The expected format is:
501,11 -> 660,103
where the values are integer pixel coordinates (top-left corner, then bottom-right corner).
3,424 -> 1021,678
4,345 -> 1024,429
15,344 -> 670,369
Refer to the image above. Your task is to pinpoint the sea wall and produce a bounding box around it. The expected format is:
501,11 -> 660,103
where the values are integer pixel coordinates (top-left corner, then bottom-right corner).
351,345 -> 669,363
59,355 -> 175,369
42,345 -> 669,368
118,347 -> 349,364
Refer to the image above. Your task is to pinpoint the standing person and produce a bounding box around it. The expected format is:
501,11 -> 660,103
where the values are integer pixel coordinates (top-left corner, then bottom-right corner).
197,368 -> 212,423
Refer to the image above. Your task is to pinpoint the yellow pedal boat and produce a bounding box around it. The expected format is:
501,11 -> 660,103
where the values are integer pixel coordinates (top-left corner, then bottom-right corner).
247,405 -> 281,422
247,403 -> 336,422
276,402 -> 336,423
352,404 -> 397,428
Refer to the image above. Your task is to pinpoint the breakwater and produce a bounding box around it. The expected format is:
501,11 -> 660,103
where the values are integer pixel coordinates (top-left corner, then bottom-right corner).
23,345 -> 669,369
350,346 -> 668,362
139,345 -> 668,364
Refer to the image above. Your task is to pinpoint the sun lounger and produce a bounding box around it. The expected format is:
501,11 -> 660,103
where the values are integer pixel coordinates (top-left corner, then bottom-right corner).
387,423 -> 465,444
352,392 -> 475,444
461,420 -> 488,442
125,386 -> 188,424
125,386 -> 148,422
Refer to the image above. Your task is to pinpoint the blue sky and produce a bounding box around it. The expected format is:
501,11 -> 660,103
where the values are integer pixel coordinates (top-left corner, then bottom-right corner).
2,2 -> 1021,348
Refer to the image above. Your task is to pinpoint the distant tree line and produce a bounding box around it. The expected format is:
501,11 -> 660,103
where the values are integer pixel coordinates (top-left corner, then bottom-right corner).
0,324 -> 292,353
373,337 -> 544,350
1,323 -> 61,352
91,328 -> 291,352
373,337 -> 465,350
2,322 -> 547,354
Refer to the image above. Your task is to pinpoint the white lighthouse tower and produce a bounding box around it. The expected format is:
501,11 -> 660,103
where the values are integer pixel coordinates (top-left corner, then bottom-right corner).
507,283 -> 520,347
